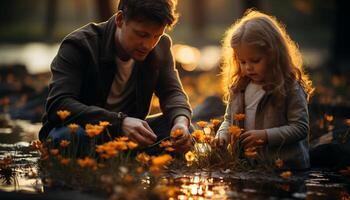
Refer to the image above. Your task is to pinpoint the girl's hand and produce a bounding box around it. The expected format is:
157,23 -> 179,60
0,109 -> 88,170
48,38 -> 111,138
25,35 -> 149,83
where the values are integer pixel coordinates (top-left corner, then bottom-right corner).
240,129 -> 267,149
211,137 -> 227,149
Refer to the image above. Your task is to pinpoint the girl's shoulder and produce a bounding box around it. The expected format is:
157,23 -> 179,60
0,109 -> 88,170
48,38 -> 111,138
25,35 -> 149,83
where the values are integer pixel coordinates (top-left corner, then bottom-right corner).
287,80 -> 307,98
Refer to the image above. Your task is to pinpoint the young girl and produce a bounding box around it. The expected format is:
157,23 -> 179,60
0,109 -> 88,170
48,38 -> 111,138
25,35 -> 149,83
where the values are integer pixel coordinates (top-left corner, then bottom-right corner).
215,10 -> 314,170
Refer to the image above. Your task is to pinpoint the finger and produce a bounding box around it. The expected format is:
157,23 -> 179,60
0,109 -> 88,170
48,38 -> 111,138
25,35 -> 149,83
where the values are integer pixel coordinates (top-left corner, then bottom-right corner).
241,136 -> 253,148
137,125 -> 157,143
174,133 -> 190,146
219,138 -> 225,146
142,121 -> 157,139
129,132 -> 151,146
240,131 -> 251,140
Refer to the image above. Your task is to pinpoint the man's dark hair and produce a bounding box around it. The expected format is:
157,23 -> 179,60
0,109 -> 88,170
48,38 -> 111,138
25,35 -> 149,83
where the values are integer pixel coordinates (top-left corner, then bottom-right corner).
118,0 -> 179,29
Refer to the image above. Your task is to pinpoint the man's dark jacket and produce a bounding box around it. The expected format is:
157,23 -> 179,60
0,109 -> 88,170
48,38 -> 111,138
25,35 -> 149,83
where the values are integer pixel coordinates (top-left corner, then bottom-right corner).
39,15 -> 192,141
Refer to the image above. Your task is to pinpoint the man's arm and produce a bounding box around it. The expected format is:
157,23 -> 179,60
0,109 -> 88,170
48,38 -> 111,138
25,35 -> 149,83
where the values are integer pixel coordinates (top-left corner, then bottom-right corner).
45,40 -> 121,134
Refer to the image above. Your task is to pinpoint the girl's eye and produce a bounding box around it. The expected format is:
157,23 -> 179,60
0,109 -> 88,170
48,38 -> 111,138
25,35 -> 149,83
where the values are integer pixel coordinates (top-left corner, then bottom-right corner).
251,58 -> 261,63
240,61 -> 246,65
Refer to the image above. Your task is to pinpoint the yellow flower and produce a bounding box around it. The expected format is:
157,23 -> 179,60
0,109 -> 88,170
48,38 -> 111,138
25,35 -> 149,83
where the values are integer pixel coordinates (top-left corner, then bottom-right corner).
127,141 -> 138,149
56,110 -> 71,121
77,157 -> 97,168
159,140 -> 172,148
210,119 -> 222,127
275,158 -> 284,168
165,147 -> 175,152
152,154 -> 173,167
228,125 -> 241,138
280,171 -> 292,179
68,123 -> 79,134
234,113 -> 245,121
185,151 -> 195,162
60,158 -> 71,165
59,140 -> 70,148
244,147 -> 257,158
196,121 -> 208,128
136,152 -> 151,165
85,124 -> 104,137
50,149 -> 59,156
191,130 -> 204,142
170,129 -> 183,138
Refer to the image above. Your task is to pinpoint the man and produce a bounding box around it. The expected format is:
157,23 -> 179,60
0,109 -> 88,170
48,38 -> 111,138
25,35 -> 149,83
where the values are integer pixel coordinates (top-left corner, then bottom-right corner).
39,0 -> 192,153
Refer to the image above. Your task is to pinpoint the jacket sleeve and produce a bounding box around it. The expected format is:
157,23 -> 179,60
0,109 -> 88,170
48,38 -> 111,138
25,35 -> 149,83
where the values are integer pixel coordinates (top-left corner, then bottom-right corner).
215,99 -> 231,142
265,83 -> 309,147
154,35 -> 192,125
45,40 -> 121,135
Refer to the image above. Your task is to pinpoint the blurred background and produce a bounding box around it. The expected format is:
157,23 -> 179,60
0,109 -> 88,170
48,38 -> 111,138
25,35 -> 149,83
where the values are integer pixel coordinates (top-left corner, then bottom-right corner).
0,0 -> 349,141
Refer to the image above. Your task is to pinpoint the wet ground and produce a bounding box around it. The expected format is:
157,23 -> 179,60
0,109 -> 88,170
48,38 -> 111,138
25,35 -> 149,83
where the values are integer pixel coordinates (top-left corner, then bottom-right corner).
1,119 -> 350,199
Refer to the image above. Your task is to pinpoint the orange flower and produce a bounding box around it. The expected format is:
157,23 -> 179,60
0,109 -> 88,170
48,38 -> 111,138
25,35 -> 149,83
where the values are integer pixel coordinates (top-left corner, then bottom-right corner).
85,124 -> 104,137
60,158 -> 71,165
275,158 -> 284,168
149,165 -> 161,176
30,140 -> 42,151
59,140 -> 70,148
324,114 -> 334,122
280,171 -> 292,179
99,121 -> 111,128
136,166 -> 144,174
339,166 -> 350,176
50,149 -> 59,156
68,123 -> 79,134
136,152 -> 151,165
165,147 -> 175,152
116,136 -> 129,141
191,130 -> 204,142
344,119 -> 350,126
123,174 -> 134,183
228,125 -> 241,138
160,140 -> 172,148
77,157 -> 97,168
152,154 -> 173,167
170,129 -> 183,138
256,139 -> 264,145
244,147 -> 257,158
203,135 -> 213,143
127,141 -> 138,149
196,121 -> 208,128
234,113 -> 245,121
56,110 -> 71,121
210,119 -> 222,127
113,141 -> 128,151
185,151 -> 195,162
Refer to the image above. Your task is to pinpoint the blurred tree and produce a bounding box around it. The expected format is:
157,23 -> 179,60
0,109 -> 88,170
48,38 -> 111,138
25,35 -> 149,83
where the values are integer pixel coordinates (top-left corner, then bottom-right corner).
95,0 -> 113,22
45,0 -> 57,42
330,0 -> 350,74
190,0 -> 206,37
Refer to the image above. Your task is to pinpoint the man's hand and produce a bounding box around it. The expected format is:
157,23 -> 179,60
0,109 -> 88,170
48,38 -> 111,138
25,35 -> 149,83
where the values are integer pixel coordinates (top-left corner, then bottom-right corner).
240,129 -> 267,149
171,116 -> 192,153
121,117 -> 157,146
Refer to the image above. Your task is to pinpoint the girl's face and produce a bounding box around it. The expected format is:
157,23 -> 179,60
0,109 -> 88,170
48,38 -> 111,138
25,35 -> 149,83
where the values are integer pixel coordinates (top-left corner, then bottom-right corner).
235,43 -> 270,84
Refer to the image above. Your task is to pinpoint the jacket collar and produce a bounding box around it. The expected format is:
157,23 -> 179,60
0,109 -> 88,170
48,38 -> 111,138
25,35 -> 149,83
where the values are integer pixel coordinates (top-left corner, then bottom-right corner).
100,15 -> 117,63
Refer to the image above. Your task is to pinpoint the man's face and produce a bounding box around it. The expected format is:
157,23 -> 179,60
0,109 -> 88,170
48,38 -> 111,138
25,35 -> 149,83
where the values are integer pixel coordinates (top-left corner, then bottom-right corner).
115,12 -> 166,61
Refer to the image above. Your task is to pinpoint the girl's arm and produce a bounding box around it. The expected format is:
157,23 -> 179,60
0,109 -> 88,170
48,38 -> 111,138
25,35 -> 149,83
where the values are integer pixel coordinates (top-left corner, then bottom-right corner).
265,84 -> 309,147
216,100 -> 232,143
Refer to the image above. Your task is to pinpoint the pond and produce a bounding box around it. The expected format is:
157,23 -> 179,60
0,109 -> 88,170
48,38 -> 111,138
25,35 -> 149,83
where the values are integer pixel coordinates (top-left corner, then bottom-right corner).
1,119 -> 350,199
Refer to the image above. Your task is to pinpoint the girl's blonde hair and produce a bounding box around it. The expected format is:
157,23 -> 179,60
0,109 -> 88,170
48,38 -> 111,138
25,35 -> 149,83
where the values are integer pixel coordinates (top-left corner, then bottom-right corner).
221,9 -> 314,102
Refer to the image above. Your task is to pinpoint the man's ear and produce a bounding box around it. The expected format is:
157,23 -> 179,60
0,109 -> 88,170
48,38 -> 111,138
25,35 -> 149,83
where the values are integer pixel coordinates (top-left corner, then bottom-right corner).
115,10 -> 124,28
